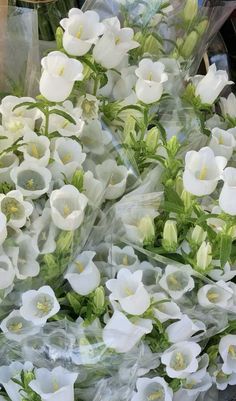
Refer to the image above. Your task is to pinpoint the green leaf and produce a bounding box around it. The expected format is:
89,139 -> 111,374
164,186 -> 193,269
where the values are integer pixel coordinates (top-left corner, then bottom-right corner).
220,234 -> 232,267
117,104 -> 143,115
162,201 -> 184,214
67,292 -> 81,314
165,187 -> 184,208
0,136 -> 8,140
49,109 -> 76,125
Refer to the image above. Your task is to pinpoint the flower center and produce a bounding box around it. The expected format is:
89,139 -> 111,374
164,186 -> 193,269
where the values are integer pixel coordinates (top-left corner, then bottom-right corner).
61,153 -> 72,164
115,36 -> 121,45
207,290 -> 219,303
2,198 -> 20,218
29,144 -> 40,159
122,255 -> 129,266
26,179 -> 35,190
58,66 -> 65,77
148,391 -> 163,401
52,379 -> 60,392
229,345 -> 236,358
171,352 -> 187,370
218,134 -> 224,145
185,380 -> 196,389
75,261 -> 84,273
63,204 -> 71,217
76,25 -> 83,39
147,72 -> 153,81
124,287 -> 134,296
9,322 -> 23,332
62,120 -> 70,129
35,296 -> 53,317
198,165 -> 207,180
7,120 -> 24,132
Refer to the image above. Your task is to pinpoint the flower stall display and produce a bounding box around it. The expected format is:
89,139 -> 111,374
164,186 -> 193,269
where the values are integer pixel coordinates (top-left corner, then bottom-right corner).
0,1 -> 236,401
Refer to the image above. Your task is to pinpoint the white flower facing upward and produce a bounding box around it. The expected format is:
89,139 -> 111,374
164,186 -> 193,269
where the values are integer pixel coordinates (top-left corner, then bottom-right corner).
219,167 -> 236,215
29,366 -> 78,401
103,310 -> 152,353
0,362 -> 33,401
219,335 -> 236,375
197,281 -> 233,309
0,190 -> 33,228
135,59 -> 168,104
108,245 -> 139,270
0,310 -> 40,342
60,8 -> 104,56
0,95 -> 39,130
159,264 -> 194,300
65,251 -> 100,295
220,92 -> 236,119
209,128 -> 235,161
183,147 -> 227,196
20,286 -> 60,325
106,269 -> 150,315
20,131 -> 50,167
10,162 -> 52,200
93,17 -> 139,69
48,101 -> 84,138
131,377 -> 173,401
161,341 -> 201,379
96,160 -> 128,200
40,51 -> 84,102
194,64 -> 233,105
50,185 -> 88,231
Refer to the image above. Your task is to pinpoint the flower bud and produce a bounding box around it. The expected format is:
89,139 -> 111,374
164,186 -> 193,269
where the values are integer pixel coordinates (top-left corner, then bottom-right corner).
175,176 -> 184,197
181,190 -> 192,210
181,31 -> 199,59
228,225 -> 236,240
191,225 -> 207,245
167,136 -> 180,157
162,220 -> 178,252
138,216 -> 155,246
93,287 -> 105,311
56,27 -> 63,50
196,19 -> 208,36
124,115 -> 136,145
71,169 -> 84,192
146,127 -> 159,153
57,231 -> 74,253
43,254 -> 57,269
183,0 -> 198,22
196,241 -> 212,271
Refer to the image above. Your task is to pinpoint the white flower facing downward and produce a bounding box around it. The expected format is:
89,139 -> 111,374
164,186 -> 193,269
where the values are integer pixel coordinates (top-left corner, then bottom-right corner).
159,265 -> 194,300
0,190 -> 33,228
197,280 -> 233,309
93,17 -> 139,69
65,251 -> 100,296
79,120 -> 110,155
152,292 -> 182,323
194,64 -> 233,105
10,162 -> 52,200
60,8 -> 104,56
219,167 -> 236,215
96,160 -> 128,200
103,310 -> 152,353
10,234 -> 40,280
20,286 -> 60,325
209,128 -> 235,161
108,245 -> 139,270
20,131 -> 50,167
32,209 -> 57,255
83,171 -> 104,206
131,377 -> 173,401
106,269 -> 150,315
219,335 -> 236,375
135,59 -> 168,104
220,92 -> 236,119
161,341 -> 201,379
29,366 -> 78,401
183,147 -> 227,196
0,310 -> 40,342
0,254 -> 15,290
50,185 -> 88,231
166,315 -> 206,343
40,51 -> 84,102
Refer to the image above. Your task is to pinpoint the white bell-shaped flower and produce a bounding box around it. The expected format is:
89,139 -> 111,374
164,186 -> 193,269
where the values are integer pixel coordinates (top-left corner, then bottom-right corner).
83,171 -> 104,206
48,101 -> 84,138
131,377 -> 173,401
209,127 -> 235,160
106,268 -> 150,316
166,314 -> 206,343
0,212 -> 7,246
159,264 -> 194,300
0,190 -> 33,228
9,234 -> 40,280
0,95 -> 40,130
0,309 -> 40,342
209,261 -> 236,282
152,292 -> 182,323
32,208 -> 57,255
219,334 -> 236,374
0,362 -> 33,401
79,120 -> 109,155
0,254 -> 15,290
108,245 -> 139,270
220,92 -> 236,119
96,159 -> 128,200
219,167 -> 236,215
0,153 -> 19,184
21,131 -> 50,167
197,280 -> 233,309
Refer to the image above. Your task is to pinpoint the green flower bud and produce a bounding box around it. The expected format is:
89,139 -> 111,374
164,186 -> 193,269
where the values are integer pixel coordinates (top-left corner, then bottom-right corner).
167,136 -> 180,157
56,27 -> 63,50
138,216 -> 155,246
93,287 -> 105,311
228,225 -> 236,240
175,176 -> 184,197
23,371 -> 35,387
181,190 -> 192,210
196,241 -> 212,271
57,231 -> 74,253
146,127 -> 159,153
191,225 -> 207,245
183,0 -> 198,22
71,169 -> 84,192
162,220 -> 178,252
124,115 -> 136,145
196,19 -> 208,36
43,254 -> 57,269
181,31 -> 199,58
144,35 -> 161,56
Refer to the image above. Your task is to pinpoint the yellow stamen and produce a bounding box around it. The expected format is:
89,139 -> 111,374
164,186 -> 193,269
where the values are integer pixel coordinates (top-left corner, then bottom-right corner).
26,179 -> 34,189
10,205 -> 18,213
207,292 -> 219,302
147,72 -> 153,81
229,345 -> 236,358
199,165 -> 207,180
62,153 -> 72,164
9,322 -> 23,332
52,379 -> 59,392
124,288 -> 134,296
173,352 -> 186,370
30,144 -> 40,159
62,120 -> 69,129
37,302 -> 51,313
76,261 -> 84,273
168,275 -> 179,286
122,255 -> 129,266
218,135 -> 224,145
58,66 -> 65,76
63,205 -> 71,217
76,26 -> 83,39
185,380 -> 196,389
115,36 -> 121,45
148,391 -> 163,400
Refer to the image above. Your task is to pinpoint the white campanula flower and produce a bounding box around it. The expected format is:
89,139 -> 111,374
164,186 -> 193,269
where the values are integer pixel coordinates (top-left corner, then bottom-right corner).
174,370 -> 212,400
220,92 -> 236,119
183,147 -> 227,196
219,335 -> 236,374
0,153 -> 19,184
20,131 -> 50,167
50,185 -> 88,231
29,366 -> 78,401
166,315 -> 206,343
219,167 -> 236,215
10,161 -> 52,200
0,254 -> 15,290
50,137 -> 86,181
106,269 -> 150,316
135,59 -> 168,104
83,171 -> 104,206
20,286 -> 60,325
196,241 -> 212,271
77,94 -> 99,121
0,190 -> 33,228
48,101 -> 84,137
194,64 -> 233,105
206,114 -> 227,131
112,66 -> 137,101
40,51 -> 84,102
209,127 -> 235,160
9,234 -> 40,280
212,365 -> 236,391
32,209 -> 57,255
152,292 -> 182,323
103,310 -> 152,353
79,120 -> 110,155
0,310 -> 40,342
131,377 -> 173,401
0,362 -> 33,401
209,261 -> 236,282
96,160 -> 128,200
0,96 -> 40,130
161,341 -> 201,379
93,17 -> 139,69
60,8 -> 104,56
159,264 -> 194,300
65,251 -> 100,296
197,280 -> 233,309
108,245 -> 139,270
0,212 -> 7,246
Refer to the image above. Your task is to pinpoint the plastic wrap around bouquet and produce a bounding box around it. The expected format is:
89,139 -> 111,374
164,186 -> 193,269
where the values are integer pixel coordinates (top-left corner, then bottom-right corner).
1,0 -> 236,401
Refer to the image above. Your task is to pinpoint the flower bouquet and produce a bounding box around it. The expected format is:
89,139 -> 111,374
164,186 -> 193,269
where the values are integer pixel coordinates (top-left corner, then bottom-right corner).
0,0 -> 236,400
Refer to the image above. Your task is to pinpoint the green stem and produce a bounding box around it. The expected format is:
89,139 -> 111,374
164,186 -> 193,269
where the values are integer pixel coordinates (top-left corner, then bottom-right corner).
93,77 -> 100,96
44,107 -> 50,136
